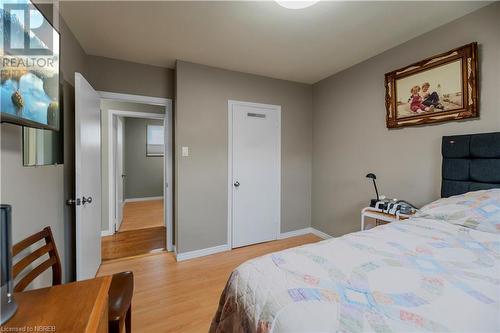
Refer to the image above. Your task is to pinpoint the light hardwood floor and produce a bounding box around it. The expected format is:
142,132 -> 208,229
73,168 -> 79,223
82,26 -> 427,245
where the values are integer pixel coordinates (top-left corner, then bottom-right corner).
119,199 -> 164,232
98,234 -> 321,333
102,226 -> 166,261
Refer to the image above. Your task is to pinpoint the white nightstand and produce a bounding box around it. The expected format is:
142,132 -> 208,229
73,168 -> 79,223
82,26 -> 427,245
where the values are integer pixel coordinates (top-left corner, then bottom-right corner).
361,207 -> 413,231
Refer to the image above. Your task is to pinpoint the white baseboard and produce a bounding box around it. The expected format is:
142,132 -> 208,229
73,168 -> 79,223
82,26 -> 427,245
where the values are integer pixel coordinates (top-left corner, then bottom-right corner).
101,229 -> 113,237
309,227 -> 332,240
176,244 -> 230,261
124,196 -> 163,203
279,227 -> 332,240
278,227 -> 312,239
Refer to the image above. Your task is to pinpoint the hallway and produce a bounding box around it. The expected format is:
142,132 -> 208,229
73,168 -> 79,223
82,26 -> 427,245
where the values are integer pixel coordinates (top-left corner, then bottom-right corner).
102,199 -> 166,261
119,199 -> 164,232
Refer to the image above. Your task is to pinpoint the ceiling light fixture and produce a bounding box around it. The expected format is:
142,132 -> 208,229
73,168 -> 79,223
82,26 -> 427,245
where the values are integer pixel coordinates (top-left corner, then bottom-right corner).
275,0 -> 319,10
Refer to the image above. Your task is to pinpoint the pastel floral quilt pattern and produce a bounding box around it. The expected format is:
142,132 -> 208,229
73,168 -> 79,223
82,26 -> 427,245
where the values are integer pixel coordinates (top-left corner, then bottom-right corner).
210,218 -> 500,333
417,189 -> 500,234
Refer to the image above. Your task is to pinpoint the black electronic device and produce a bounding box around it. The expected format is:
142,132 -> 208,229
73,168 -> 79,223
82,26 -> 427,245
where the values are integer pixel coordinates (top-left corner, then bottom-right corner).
373,199 -> 418,215
365,173 -> 418,215
1,205 -> 17,324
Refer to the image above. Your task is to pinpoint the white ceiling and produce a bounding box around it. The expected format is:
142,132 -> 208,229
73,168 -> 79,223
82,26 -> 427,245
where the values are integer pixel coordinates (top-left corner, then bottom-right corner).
59,1 -> 489,84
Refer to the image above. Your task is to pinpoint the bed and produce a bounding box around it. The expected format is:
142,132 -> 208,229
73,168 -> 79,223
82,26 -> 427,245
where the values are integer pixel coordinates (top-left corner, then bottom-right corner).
210,132 -> 500,333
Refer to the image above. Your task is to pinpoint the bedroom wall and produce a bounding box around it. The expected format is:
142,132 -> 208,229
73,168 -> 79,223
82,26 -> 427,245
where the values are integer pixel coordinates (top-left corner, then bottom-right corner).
311,2 -> 500,237
87,55 -> 175,99
87,56 -> 174,232
1,4 -> 176,285
175,61 -> 313,253
1,6 -> 88,285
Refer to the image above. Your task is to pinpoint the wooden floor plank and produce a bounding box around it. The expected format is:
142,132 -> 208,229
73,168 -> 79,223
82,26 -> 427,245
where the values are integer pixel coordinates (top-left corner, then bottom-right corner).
97,234 -> 321,333
101,226 -> 166,261
119,199 -> 164,232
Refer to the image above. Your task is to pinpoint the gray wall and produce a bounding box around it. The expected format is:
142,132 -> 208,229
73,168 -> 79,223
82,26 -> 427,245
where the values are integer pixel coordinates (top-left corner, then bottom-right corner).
311,3 -> 500,237
1,6 -> 88,285
124,118 -> 164,199
175,61 -> 313,253
100,101 -> 165,231
87,55 -> 175,99
1,3 -> 175,286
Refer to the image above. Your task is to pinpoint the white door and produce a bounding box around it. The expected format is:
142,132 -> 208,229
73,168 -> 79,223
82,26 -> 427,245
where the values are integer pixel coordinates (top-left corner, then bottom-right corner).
230,101 -> 281,248
75,73 -> 102,280
115,116 -> 125,232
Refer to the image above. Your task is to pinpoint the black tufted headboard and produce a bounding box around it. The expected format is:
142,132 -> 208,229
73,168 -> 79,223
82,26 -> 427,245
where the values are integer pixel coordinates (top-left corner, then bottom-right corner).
441,132 -> 500,197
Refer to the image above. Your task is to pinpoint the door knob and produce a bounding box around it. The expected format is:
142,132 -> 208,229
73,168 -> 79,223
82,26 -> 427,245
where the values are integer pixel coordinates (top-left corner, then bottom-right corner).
82,196 -> 93,205
233,181 -> 240,187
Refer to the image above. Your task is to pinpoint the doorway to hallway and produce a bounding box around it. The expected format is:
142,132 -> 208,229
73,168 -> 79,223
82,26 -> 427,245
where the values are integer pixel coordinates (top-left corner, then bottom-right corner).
100,98 -> 172,261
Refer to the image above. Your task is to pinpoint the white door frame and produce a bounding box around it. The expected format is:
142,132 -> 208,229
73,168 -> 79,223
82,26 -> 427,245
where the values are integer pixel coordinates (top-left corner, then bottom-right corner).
114,116 -> 125,232
100,91 -> 174,252
227,100 -> 281,249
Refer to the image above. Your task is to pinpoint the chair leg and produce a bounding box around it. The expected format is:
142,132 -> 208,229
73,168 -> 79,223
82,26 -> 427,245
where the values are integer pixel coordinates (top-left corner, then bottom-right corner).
125,305 -> 132,333
109,319 -> 120,333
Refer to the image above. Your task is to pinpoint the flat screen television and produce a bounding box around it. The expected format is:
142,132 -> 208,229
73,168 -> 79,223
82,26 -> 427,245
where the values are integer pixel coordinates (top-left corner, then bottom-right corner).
1,0 -> 60,131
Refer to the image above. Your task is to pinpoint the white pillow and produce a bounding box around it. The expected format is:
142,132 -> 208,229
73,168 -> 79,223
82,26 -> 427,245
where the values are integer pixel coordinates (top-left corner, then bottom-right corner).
417,189 -> 500,234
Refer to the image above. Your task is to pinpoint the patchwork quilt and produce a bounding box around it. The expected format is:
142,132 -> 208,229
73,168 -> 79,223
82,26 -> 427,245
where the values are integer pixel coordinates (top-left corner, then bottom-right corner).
417,189 -> 500,234
210,218 -> 500,333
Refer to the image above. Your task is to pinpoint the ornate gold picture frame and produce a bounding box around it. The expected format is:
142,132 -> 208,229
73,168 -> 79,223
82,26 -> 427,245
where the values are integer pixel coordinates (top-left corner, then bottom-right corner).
385,43 -> 478,128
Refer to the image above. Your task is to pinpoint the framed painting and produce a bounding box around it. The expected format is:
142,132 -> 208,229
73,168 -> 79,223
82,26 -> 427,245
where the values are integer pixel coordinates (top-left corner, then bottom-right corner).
385,43 -> 478,128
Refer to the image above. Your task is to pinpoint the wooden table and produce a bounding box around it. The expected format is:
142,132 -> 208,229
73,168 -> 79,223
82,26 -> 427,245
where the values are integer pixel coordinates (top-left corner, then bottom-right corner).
1,276 -> 111,333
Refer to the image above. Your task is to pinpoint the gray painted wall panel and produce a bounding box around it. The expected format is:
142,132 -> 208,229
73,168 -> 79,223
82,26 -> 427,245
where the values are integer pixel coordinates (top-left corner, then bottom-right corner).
311,3 -> 500,237
175,61 -> 313,253
0,7 -> 88,285
1,5 -> 174,285
87,55 -> 175,99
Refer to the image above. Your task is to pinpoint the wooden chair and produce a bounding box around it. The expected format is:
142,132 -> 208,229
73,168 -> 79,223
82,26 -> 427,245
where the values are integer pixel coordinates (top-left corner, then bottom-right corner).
12,226 -> 62,292
108,271 -> 134,333
13,227 -> 134,333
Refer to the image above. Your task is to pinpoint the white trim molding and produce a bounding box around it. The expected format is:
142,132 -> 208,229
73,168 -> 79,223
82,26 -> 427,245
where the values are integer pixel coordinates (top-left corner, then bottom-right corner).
310,228 -> 332,240
176,244 -> 230,261
278,227 -> 312,239
124,196 -> 164,203
101,230 -> 114,237
101,92 -> 174,253
176,227 -> 331,262
279,227 -> 332,240
99,91 -> 169,106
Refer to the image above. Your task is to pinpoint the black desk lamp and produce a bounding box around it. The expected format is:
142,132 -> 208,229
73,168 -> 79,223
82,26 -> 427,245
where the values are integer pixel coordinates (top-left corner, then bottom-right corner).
366,173 -> 380,207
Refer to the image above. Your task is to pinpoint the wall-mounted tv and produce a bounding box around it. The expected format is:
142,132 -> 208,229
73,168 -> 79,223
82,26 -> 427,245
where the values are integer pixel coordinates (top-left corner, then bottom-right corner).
1,0 -> 60,131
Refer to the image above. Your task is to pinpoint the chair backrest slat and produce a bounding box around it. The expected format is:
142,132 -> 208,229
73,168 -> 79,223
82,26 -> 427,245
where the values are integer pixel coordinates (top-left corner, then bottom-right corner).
13,243 -> 54,277
12,227 -> 62,292
13,229 -> 50,256
14,257 -> 58,292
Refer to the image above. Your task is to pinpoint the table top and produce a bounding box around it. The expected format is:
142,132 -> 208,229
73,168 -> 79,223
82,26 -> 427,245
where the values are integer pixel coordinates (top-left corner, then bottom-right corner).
1,276 -> 111,333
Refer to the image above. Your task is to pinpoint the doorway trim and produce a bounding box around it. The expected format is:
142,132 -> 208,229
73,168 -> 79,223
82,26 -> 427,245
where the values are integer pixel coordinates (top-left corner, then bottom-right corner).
100,91 -> 174,252
227,100 -> 282,250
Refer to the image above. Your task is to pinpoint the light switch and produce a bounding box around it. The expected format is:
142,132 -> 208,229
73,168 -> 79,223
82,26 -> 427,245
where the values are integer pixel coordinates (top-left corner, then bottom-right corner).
182,146 -> 189,157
